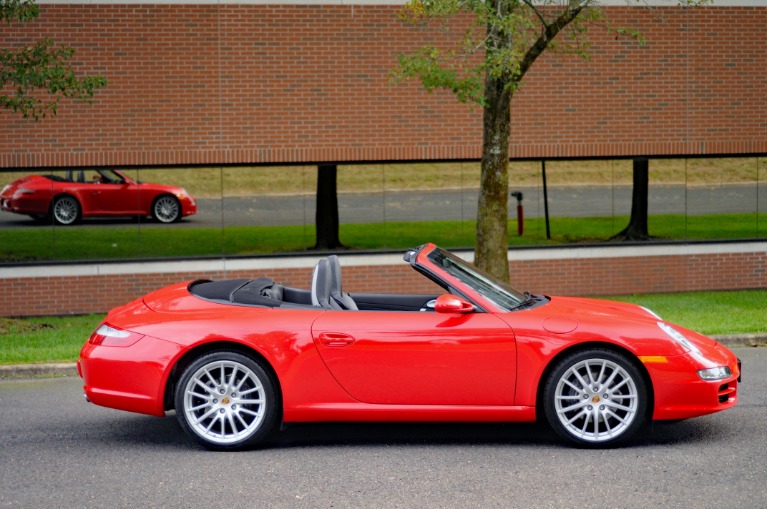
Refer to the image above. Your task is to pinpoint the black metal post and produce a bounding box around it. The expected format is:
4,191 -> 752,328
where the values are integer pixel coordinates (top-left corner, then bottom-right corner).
542,160 -> 551,240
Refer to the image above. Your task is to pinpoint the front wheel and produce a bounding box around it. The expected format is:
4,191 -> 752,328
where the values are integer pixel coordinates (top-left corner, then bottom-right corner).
174,351 -> 279,451
151,195 -> 180,223
543,349 -> 647,447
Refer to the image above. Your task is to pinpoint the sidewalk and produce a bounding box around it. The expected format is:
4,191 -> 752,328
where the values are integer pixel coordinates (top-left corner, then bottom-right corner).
2,334 -> 764,379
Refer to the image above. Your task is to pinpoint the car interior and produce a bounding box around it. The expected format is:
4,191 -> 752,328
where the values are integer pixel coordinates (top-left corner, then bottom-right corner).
189,255 -> 440,312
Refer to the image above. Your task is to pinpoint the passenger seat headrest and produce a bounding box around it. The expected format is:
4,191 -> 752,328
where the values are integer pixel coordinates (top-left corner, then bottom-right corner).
311,258 -> 333,308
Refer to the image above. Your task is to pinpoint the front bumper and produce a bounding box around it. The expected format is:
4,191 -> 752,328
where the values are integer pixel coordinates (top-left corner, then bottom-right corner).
647,345 -> 740,421
179,196 -> 197,217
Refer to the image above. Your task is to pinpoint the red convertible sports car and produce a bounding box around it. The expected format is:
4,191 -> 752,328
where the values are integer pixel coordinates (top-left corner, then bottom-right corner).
78,243 -> 740,450
1,169 -> 196,225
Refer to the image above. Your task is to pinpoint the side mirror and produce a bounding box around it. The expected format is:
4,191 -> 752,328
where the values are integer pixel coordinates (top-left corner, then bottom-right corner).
434,294 -> 475,314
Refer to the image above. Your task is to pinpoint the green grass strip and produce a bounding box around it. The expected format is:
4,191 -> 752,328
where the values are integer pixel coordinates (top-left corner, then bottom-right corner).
1,212 -> 764,262
603,290 -> 767,336
0,290 -> 764,366
0,314 -> 103,365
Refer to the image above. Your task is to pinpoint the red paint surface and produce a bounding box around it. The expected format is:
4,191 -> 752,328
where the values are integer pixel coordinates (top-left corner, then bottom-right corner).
79,244 -> 740,426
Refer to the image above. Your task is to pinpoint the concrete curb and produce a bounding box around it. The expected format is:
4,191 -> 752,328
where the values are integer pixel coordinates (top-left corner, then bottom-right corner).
0,362 -> 79,379
1,335 -> 764,380
712,333 -> 767,348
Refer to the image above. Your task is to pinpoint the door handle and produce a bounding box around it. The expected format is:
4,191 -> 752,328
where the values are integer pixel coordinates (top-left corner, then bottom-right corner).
318,332 -> 356,347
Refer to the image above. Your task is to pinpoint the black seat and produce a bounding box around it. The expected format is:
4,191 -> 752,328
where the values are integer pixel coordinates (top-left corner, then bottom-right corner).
327,255 -> 358,310
311,258 -> 341,310
188,277 -> 282,308
231,277 -> 283,305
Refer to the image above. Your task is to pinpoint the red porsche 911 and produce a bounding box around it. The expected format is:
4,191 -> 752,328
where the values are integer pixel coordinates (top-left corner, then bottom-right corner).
1,169 -> 196,225
78,243 -> 740,450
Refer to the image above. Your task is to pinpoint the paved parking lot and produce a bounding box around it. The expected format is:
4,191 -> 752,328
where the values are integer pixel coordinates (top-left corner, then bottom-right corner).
1,347 -> 764,508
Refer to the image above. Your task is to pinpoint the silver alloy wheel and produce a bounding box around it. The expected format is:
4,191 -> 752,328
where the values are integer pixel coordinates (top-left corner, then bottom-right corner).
152,195 -> 179,223
181,359 -> 267,445
52,196 -> 79,225
553,358 -> 640,443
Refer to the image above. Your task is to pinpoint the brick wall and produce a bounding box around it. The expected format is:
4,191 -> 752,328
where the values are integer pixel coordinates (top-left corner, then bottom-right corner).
2,242 -> 764,317
1,3 -> 766,168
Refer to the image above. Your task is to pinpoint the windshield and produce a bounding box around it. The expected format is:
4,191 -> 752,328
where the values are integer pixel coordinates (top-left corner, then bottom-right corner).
426,248 -> 527,312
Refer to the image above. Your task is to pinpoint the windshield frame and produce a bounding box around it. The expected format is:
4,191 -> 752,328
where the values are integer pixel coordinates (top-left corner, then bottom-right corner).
422,247 -> 527,312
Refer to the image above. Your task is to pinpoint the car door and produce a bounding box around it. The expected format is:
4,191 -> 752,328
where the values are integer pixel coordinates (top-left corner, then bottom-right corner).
311,309 -> 517,406
86,172 -> 141,215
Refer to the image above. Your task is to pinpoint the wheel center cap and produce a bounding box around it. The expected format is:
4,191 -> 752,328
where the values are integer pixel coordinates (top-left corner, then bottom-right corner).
592,395 -> 601,403
222,397 -> 231,405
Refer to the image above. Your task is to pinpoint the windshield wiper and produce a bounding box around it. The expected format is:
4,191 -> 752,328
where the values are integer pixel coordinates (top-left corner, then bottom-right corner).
511,292 -> 536,310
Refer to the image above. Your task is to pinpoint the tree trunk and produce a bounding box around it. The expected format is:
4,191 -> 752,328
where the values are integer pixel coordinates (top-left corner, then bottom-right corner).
611,157 -> 651,241
474,3 -> 512,282
314,163 -> 344,250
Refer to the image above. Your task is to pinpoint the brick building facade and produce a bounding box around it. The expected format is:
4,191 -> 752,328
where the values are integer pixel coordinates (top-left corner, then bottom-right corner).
2,242 -> 766,317
1,1 -> 766,168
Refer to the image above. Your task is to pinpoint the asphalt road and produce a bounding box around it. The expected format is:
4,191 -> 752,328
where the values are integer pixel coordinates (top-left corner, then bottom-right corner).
0,183 -> 764,229
1,347 -> 764,508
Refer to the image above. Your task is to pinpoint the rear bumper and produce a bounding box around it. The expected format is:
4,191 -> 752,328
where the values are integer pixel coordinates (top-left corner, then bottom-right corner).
1,196 -> 47,215
79,334 -> 182,417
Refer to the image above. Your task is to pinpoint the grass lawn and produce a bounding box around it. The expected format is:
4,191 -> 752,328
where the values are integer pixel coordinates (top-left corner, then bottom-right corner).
0,290 -> 763,366
603,290 -> 767,336
1,212 -> 764,262
3,157 -> 761,197
0,314 -> 103,365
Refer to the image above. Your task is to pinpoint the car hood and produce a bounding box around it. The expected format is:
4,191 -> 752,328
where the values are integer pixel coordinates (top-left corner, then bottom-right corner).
138,182 -> 185,193
546,295 -> 659,321
524,295 -> 717,348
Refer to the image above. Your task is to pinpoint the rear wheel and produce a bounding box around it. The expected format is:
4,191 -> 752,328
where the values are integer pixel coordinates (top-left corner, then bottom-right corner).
543,349 -> 647,447
174,351 -> 279,451
51,195 -> 81,225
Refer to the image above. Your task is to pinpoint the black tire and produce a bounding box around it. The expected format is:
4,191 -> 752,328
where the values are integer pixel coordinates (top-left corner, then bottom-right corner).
151,194 -> 181,223
51,195 -> 81,225
543,348 -> 647,447
174,351 -> 279,451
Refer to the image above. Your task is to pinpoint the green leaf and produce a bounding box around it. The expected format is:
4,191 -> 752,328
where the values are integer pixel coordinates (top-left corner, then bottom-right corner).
1,2 -> 107,120
1,0 -> 39,23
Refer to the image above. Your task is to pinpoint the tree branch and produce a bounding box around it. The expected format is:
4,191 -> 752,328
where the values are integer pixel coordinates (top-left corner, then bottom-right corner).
518,3 -> 587,78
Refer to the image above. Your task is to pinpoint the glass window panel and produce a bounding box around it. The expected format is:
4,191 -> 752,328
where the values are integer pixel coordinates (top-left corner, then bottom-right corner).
647,158 -> 688,240
1,169 -> 57,262
222,166 -> 313,256
685,157 -> 759,240
2,156 -> 764,263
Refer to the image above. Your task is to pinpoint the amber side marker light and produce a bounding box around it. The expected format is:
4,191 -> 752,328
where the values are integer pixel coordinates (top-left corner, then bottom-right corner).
638,356 -> 668,364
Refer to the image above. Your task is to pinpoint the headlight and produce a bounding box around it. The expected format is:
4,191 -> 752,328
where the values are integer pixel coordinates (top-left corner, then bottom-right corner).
657,322 -> 701,355
698,366 -> 732,381
15,188 -> 35,196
